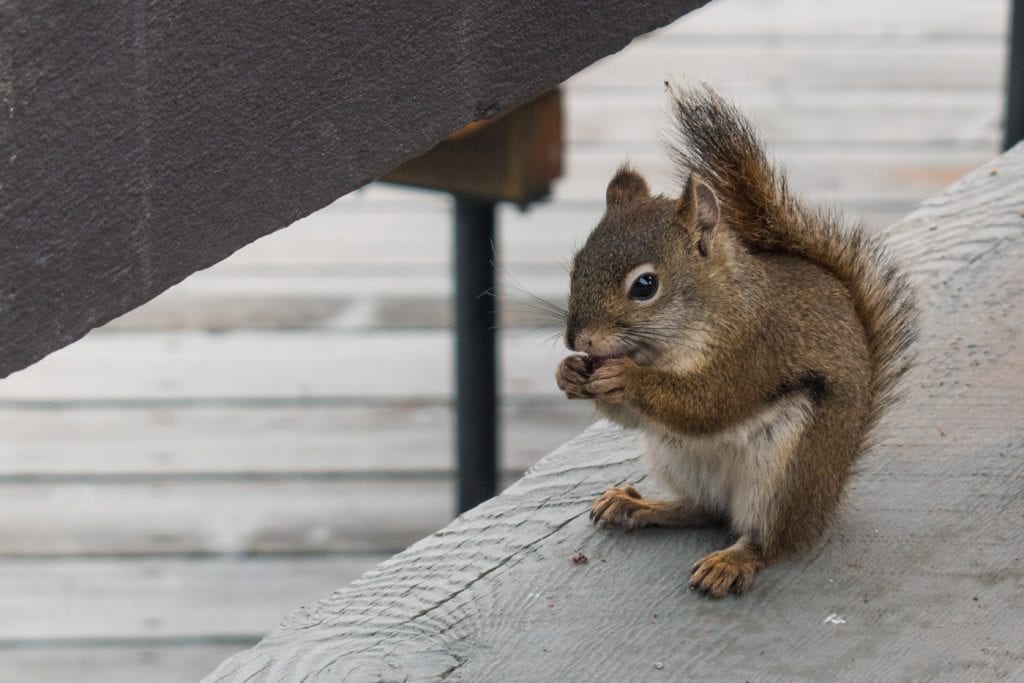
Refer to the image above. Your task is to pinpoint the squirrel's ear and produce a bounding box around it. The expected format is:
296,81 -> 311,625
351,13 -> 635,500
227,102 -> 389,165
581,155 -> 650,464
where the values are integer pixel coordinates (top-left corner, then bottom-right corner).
678,174 -> 720,257
606,165 -> 650,207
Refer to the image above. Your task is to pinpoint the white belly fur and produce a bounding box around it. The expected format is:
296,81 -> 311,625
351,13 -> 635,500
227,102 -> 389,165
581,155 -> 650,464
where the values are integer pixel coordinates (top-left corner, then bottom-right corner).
640,396 -> 812,538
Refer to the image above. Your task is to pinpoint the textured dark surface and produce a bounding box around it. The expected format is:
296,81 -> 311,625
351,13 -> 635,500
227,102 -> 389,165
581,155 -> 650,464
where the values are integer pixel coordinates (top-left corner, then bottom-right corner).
0,0 -> 707,379
205,147 -> 1024,681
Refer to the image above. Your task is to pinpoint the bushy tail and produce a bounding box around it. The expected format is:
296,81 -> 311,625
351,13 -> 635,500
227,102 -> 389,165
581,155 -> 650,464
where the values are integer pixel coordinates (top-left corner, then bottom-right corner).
668,83 -> 918,432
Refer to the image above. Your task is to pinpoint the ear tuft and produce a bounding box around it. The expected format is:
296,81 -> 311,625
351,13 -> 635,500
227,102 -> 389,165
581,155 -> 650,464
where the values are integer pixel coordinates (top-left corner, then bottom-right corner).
677,174 -> 720,257
606,165 -> 650,207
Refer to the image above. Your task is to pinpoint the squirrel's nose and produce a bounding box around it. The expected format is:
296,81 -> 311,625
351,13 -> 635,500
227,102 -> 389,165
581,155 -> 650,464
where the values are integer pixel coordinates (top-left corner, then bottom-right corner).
565,328 -> 577,351
566,329 -> 593,353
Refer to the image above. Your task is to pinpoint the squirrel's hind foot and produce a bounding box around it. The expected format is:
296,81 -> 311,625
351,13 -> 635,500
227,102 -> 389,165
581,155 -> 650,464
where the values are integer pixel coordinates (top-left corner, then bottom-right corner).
689,538 -> 763,598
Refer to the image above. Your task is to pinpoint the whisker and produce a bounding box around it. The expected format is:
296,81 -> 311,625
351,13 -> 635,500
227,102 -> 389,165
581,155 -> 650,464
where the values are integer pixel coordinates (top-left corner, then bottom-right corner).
557,251 -> 573,276
521,326 -> 565,346
497,265 -> 568,330
504,301 -> 566,327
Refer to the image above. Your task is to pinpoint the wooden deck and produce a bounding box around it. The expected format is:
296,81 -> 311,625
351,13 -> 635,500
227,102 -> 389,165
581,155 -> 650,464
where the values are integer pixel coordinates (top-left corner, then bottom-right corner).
205,140 -> 1024,680
0,0 -> 1009,679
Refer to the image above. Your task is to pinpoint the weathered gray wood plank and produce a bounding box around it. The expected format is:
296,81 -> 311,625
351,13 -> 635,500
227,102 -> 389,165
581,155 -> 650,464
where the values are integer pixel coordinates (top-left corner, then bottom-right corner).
0,480 -> 454,555
572,43 -> 1005,90
566,89 -> 1002,145
553,146 -> 997,205
204,146 -> 1024,681
0,330 -> 570,402
0,401 -> 594,475
664,0 -> 1008,38
0,645 -> 249,683
0,555 -> 385,640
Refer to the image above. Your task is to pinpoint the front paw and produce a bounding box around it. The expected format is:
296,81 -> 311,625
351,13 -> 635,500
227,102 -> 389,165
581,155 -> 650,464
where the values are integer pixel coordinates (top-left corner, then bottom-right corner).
585,357 -> 634,403
590,485 -> 645,529
556,355 -> 592,399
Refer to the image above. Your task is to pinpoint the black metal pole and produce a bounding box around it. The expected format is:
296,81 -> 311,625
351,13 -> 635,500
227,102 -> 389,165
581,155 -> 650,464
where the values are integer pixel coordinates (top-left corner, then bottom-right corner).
453,196 -> 499,513
1004,0 -> 1024,150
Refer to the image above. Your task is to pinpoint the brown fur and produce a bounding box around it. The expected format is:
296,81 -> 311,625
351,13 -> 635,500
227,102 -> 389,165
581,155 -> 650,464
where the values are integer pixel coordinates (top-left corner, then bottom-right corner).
556,84 -> 918,597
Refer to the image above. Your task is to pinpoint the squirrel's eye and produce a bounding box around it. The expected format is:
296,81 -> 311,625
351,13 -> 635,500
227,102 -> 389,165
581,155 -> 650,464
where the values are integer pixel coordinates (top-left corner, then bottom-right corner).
628,273 -> 659,301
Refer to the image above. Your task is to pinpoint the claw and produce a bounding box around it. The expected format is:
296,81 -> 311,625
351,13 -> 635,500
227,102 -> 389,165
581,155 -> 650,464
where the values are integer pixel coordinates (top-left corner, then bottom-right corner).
688,545 -> 760,597
589,486 -> 647,529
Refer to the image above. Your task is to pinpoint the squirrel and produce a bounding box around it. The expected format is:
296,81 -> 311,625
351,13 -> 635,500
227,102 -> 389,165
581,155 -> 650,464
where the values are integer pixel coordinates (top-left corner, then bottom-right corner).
555,83 -> 918,597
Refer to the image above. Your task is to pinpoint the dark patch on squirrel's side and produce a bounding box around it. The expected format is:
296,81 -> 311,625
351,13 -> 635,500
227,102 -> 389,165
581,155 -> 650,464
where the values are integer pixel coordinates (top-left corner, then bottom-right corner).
772,371 -> 829,404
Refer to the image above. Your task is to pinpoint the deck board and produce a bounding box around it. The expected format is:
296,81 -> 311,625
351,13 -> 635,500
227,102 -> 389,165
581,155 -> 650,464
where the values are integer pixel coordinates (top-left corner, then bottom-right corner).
573,42 -> 1006,89
0,555 -> 386,640
0,330 -> 575,401
0,0 -> 1009,680
0,402 -> 592,475
0,479 -> 455,556
0,646 -> 251,683
665,0 -> 1008,37
204,142 -> 1024,682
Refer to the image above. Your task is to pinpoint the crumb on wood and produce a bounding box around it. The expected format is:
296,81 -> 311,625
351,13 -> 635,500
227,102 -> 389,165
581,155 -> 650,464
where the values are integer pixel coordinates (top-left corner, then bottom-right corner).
990,167 -> 999,175
939,425 -> 945,437
846,562 -> 864,569
569,551 -> 588,565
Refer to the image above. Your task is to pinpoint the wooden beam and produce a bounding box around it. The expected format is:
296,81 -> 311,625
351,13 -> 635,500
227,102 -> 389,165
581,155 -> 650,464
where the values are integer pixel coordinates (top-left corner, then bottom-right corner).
0,1 -> 709,379
382,90 -> 562,206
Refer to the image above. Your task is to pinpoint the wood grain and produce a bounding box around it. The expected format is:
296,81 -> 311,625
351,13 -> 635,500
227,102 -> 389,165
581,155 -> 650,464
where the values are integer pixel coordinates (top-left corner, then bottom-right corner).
566,89 -> 1002,145
0,555 -> 384,640
0,401 -> 593,476
663,0 -> 1008,38
0,646 -> 250,683
553,147 -> 997,205
0,330 -> 571,402
0,479 -> 456,556
205,145 -> 1024,681
572,43 -> 1006,90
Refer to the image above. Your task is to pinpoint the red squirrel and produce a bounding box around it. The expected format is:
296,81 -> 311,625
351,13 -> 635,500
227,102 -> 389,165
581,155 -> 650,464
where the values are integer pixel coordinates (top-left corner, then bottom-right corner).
556,85 -> 917,597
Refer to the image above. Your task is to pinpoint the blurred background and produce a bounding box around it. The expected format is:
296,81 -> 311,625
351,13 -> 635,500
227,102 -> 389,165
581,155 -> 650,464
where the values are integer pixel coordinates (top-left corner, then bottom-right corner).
0,0 -> 1010,679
